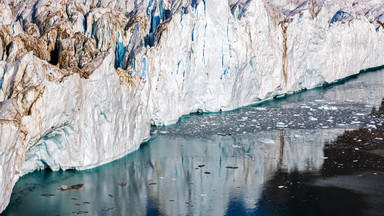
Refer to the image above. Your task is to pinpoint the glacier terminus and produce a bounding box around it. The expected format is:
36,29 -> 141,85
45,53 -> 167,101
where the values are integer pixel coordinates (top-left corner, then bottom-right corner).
1,0 -> 384,213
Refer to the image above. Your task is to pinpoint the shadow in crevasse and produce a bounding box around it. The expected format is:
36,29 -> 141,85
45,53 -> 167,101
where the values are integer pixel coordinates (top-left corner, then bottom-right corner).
255,98 -> 384,216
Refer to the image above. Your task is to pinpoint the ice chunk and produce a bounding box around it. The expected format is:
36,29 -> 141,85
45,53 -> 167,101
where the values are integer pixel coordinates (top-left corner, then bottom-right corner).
259,138 -> 275,144
309,116 -> 318,121
255,107 -> 267,111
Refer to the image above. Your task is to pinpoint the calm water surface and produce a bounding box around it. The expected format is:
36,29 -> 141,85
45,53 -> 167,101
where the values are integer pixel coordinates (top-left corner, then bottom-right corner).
3,70 -> 384,216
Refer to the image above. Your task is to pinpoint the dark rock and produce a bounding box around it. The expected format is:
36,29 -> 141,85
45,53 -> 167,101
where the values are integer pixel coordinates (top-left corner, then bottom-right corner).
218,133 -> 232,136
118,182 -> 127,187
204,172 -> 211,174
41,193 -> 55,197
57,184 -> 84,191
225,166 -> 239,169
70,184 -> 84,190
72,210 -> 88,214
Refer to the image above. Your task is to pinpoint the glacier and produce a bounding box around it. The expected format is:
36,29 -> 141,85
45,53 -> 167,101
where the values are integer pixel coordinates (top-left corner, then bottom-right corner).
1,0 -> 384,213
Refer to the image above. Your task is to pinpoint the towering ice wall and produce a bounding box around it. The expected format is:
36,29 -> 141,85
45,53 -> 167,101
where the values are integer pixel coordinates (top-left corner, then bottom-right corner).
0,0 -> 384,212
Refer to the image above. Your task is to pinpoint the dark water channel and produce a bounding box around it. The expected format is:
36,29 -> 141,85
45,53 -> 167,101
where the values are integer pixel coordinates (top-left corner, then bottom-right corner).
3,70 -> 384,216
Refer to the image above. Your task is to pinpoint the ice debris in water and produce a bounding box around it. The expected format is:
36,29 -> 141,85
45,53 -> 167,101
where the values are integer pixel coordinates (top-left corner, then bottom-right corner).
255,107 -> 267,111
259,138 -> 275,144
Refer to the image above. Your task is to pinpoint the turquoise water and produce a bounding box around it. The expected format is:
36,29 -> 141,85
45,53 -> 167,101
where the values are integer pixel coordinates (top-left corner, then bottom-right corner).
3,69 -> 384,216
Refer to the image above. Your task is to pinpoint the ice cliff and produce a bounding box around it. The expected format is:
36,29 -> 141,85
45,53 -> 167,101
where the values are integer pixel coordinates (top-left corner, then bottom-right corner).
1,0 -> 384,212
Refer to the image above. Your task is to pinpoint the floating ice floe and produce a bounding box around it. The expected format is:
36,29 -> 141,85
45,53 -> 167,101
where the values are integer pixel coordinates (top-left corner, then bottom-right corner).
259,138 -> 275,144
354,113 -> 367,116
309,117 -> 318,121
255,107 -> 267,111
276,122 -> 288,128
318,105 -> 338,110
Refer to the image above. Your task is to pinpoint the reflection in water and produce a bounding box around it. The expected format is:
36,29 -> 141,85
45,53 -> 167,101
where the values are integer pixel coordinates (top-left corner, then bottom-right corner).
3,69 -> 384,215
278,130 -> 285,170
3,129 -> 338,216
256,98 -> 384,216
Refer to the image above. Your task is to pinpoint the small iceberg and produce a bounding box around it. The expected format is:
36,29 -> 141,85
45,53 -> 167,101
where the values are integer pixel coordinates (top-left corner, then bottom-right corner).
259,138 -> 275,144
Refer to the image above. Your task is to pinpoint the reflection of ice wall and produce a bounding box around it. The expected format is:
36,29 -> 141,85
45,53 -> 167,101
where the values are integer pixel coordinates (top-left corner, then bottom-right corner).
8,129 -> 339,215
124,129 -> 341,215
321,70 -> 384,110
1,0 -> 384,212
